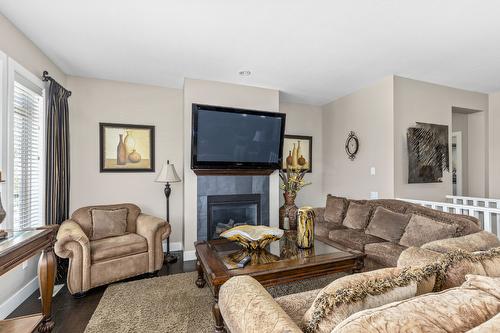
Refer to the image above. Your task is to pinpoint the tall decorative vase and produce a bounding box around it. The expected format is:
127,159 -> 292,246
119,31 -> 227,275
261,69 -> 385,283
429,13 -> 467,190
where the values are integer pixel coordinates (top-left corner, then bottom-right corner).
291,143 -> 298,168
124,130 -> 135,156
117,134 -> 127,165
297,206 -> 315,249
279,192 -> 298,230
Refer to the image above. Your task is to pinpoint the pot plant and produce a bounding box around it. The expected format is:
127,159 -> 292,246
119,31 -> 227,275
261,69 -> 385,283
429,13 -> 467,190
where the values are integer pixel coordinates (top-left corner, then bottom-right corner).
279,168 -> 311,230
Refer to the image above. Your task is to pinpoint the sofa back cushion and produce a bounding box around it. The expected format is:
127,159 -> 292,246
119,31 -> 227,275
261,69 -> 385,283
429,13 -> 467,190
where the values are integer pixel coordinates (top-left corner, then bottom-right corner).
367,199 -> 410,214
405,203 -> 481,236
342,202 -> 372,229
71,203 -> 141,237
331,275 -> 500,333
324,195 -> 348,225
365,207 -> 411,243
302,268 -> 418,333
90,208 -> 128,240
399,214 -> 458,247
422,231 -> 500,253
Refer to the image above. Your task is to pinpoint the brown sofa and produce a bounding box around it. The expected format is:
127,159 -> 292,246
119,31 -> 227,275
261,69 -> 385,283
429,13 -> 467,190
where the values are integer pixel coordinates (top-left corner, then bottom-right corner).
219,246 -> 500,333
313,196 -> 493,270
54,203 -> 170,295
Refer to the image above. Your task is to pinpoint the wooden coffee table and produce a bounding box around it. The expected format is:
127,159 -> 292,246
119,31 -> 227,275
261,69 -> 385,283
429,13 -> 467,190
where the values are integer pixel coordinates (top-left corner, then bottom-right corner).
194,232 -> 364,332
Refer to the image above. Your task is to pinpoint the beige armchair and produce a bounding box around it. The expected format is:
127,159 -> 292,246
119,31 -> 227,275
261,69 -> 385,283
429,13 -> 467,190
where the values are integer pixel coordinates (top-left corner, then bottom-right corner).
54,203 -> 170,296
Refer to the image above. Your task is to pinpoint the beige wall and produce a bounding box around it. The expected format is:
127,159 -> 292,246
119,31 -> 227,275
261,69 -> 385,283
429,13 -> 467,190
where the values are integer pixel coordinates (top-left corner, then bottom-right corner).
394,76 -> 488,201
452,112 -> 469,195
322,76 -> 395,199
183,78 -> 280,256
467,110 -> 488,197
0,13 -> 65,84
67,77 -> 184,245
279,102 -> 323,207
0,13 -> 67,315
488,91 -> 500,198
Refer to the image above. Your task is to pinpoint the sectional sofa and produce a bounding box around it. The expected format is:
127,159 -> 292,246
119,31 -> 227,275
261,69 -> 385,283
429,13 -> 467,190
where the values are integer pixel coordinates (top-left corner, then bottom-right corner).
313,196 -> 496,270
219,246 -> 500,333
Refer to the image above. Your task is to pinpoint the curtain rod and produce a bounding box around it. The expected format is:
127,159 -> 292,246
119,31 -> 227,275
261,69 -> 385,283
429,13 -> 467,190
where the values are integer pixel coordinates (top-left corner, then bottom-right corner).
42,71 -> 72,96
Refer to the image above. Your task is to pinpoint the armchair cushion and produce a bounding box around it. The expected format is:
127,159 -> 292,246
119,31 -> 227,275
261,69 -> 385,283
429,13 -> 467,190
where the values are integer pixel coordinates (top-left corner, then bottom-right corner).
90,233 -> 147,263
90,208 -> 128,240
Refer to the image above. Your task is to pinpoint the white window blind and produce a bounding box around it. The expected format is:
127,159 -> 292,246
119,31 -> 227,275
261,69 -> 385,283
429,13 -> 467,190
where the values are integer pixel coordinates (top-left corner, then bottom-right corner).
12,76 -> 43,230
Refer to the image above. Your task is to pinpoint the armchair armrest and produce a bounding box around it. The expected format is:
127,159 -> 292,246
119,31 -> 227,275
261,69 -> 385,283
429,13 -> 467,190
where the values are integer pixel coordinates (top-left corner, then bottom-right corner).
54,220 -> 91,294
54,220 -> 90,258
219,276 -> 302,333
136,213 -> 171,271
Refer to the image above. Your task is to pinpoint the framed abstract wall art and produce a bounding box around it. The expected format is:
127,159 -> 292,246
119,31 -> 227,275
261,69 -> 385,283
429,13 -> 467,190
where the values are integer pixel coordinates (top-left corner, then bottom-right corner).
407,122 -> 449,183
99,123 -> 155,172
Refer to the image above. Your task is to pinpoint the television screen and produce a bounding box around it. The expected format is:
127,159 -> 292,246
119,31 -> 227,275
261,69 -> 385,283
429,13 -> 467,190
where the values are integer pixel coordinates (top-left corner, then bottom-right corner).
192,104 -> 286,169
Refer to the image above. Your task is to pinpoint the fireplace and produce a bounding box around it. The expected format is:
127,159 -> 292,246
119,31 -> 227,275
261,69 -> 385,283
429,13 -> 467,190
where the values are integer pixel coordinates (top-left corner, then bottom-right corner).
207,194 -> 261,240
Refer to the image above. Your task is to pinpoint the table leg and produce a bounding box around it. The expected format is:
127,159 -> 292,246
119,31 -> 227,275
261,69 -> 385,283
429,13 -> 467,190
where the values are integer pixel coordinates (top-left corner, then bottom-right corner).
196,260 -> 206,288
212,285 -> 225,333
37,246 -> 56,333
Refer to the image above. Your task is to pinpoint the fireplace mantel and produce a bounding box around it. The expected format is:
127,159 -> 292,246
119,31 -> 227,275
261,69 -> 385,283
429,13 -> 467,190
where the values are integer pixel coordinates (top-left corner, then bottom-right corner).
193,169 -> 275,176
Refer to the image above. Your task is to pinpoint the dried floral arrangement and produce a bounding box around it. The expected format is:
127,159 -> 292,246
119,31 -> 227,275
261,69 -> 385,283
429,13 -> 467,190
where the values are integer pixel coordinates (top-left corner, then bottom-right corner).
279,168 -> 311,195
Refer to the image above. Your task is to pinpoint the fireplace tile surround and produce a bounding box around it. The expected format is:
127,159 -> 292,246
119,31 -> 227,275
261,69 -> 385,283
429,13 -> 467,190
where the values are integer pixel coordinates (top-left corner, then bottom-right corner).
197,176 -> 270,241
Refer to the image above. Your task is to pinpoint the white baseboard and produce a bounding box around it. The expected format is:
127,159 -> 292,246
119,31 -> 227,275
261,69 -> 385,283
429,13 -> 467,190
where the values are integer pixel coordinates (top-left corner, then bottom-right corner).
162,241 -> 183,253
183,250 -> 196,261
0,276 -> 38,319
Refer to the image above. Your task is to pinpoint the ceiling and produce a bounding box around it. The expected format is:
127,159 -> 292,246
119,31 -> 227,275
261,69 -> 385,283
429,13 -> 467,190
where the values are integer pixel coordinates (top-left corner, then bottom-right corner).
1,0 -> 500,105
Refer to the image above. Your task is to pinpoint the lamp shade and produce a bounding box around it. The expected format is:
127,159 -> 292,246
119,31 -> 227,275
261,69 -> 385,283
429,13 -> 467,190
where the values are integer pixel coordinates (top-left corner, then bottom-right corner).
155,161 -> 181,183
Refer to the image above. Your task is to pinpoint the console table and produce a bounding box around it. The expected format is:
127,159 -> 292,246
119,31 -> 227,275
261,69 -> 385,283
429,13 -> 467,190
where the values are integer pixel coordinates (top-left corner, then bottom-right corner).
0,226 -> 58,333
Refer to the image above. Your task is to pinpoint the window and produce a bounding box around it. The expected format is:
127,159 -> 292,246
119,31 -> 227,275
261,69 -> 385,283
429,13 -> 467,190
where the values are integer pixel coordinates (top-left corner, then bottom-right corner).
8,61 -> 44,230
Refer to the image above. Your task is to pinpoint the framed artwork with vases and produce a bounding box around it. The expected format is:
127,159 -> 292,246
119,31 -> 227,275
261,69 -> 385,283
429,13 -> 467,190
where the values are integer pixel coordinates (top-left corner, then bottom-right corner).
99,123 -> 155,172
282,135 -> 312,173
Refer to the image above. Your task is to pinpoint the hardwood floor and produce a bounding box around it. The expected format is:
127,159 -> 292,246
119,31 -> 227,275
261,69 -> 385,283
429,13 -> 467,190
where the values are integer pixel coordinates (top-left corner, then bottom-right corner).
7,252 -> 196,333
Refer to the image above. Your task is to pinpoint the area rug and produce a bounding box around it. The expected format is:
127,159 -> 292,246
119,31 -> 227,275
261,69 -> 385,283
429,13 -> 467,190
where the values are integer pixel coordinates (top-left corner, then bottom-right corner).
84,271 -> 345,333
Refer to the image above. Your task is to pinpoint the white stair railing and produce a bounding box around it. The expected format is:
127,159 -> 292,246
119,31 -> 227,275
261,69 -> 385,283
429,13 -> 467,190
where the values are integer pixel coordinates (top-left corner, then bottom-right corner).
446,195 -> 500,208
398,198 -> 500,238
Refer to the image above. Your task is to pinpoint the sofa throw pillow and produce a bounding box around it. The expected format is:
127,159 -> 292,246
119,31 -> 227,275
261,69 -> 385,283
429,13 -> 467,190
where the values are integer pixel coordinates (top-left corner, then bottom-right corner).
399,214 -> 458,247
342,202 -> 372,229
90,208 -> 128,240
365,207 -> 411,243
324,195 -> 348,225
302,267 -> 418,333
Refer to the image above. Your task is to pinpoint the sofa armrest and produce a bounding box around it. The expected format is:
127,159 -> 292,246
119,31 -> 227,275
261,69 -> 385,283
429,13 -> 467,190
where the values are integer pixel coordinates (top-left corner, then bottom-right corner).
313,207 -> 325,224
219,276 -> 302,333
136,213 -> 171,271
54,220 -> 91,294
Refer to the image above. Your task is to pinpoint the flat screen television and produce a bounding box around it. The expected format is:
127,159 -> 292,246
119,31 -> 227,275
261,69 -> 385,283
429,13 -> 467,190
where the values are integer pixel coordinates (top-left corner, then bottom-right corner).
191,104 -> 286,171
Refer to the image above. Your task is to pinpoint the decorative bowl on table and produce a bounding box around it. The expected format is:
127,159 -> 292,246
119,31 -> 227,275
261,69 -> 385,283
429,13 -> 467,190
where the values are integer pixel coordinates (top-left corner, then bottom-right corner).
220,225 -> 284,251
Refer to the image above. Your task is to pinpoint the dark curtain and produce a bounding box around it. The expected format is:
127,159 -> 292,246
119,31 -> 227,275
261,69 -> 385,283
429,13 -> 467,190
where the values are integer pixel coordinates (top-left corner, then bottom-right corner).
45,80 -> 71,283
